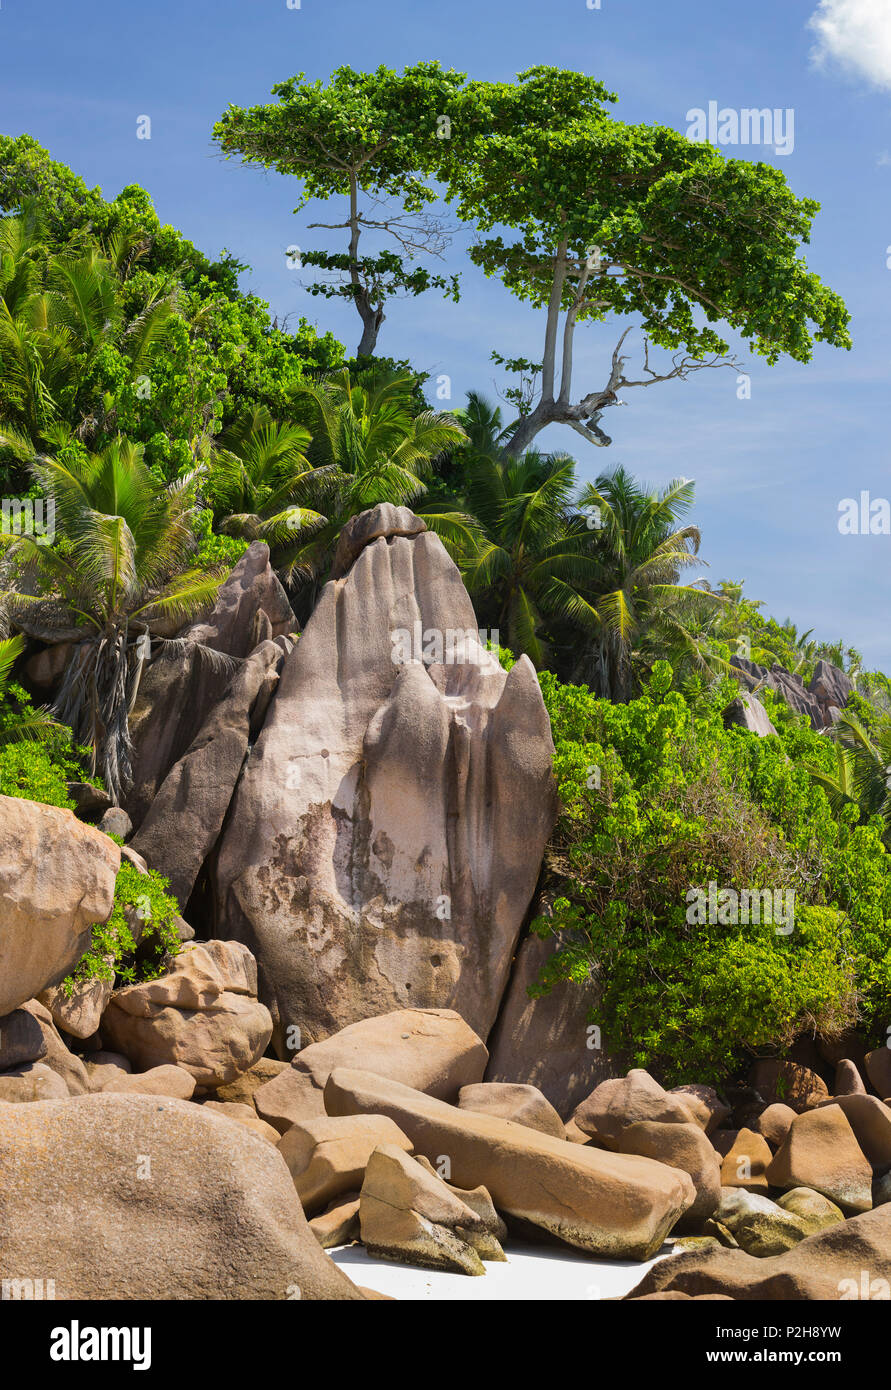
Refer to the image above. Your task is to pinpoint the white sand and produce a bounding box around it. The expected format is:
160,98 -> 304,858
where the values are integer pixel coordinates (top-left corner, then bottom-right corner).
331,1240 -> 679,1300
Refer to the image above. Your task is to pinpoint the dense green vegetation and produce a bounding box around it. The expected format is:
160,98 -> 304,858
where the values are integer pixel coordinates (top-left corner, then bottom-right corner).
530,661 -> 891,1084
0,65 -> 887,1083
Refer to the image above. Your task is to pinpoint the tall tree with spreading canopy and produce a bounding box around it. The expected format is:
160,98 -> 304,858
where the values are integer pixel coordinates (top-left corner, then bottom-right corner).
434,67 -> 852,455
213,63 -> 465,358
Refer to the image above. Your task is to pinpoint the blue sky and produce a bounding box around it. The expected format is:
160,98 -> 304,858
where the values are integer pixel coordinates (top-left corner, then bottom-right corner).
2,0 -> 890,666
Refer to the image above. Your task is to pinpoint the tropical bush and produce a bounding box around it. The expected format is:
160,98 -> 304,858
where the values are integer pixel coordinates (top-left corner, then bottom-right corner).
531,660 -> 891,1084
64,855 -> 182,996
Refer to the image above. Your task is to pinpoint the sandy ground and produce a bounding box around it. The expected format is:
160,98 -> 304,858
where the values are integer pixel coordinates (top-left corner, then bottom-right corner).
331,1239 -> 679,1300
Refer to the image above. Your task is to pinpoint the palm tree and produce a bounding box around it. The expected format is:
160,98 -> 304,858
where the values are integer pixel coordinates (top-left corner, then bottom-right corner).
208,405 -> 328,559
0,209 -> 180,480
455,433 -> 597,667
807,711 -> 891,845
567,467 -> 724,700
281,366 -> 474,597
0,632 -> 61,744
2,437 -> 223,801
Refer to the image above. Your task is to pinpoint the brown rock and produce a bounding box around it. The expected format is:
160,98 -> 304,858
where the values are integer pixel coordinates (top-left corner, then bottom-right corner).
0,1062 -> 69,1102
359,1143 -> 487,1275
0,1007 -> 47,1070
180,541 -> 295,657
627,1205 -> 891,1300
0,1094 -> 362,1299
38,967 -> 114,1041
84,1051 -> 133,1091
710,1129 -> 739,1158
767,1104 -> 873,1213
214,1056 -> 290,1108
212,512 -> 558,1047
719,1128 -> 773,1192
254,1067 -> 327,1134
277,1113 -> 413,1214
291,1008 -> 488,1103
813,1093 -> 891,1170
670,1084 -> 730,1134
101,942 -> 272,1088
18,1001 -> 91,1095
617,1121 -> 722,1232
0,797 -> 120,1015
129,640 -> 283,908
572,1069 -> 693,1149
101,1064 -> 196,1100
458,1081 -> 565,1138
834,1058 -> 866,1096
200,1100 -> 280,1143
326,1067 -> 695,1259
864,1047 -> 891,1099
753,1103 -> 797,1149
332,503 -> 427,579
750,1059 -> 829,1113
482,931 -> 617,1117
309,1193 -> 361,1249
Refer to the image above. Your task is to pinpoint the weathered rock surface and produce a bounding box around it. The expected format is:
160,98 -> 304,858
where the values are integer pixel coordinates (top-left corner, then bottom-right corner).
572,1069 -> 694,1149
130,639 -> 283,906
359,1142 -> 488,1275
864,1046 -> 891,1099
101,942 -> 272,1087
180,540 -> 295,656
833,1058 -> 866,1096
18,1000 -> 91,1095
309,1192 -> 361,1249
719,1128 -> 773,1192
627,1205 -> 891,1300
457,1081 -> 565,1138
723,693 -> 777,737
750,1059 -> 829,1113
38,966 -> 114,1041
325,1066 -> 695,1258
767,1104 -> 873,1213
288,1008 -> 488,1109
753,1103 -> 797,1150
0,1061 -> 69,1102
670,1084 -> 730,1135
484,930 -> 616,1116
200,1099 -> 280,1143
617,1120 -> 722,1232
212,507 -> 558,1047
0,797 -> 119,1016
277,1113 -> 413,1214
0,1006 -> 47,1070
100,1064 -> 196,1100
813,1093 -> 891,1169
0,1094 -> 363,1299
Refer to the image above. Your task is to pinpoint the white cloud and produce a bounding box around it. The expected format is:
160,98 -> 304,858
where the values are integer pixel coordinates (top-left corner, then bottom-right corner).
808,0 -> 891,90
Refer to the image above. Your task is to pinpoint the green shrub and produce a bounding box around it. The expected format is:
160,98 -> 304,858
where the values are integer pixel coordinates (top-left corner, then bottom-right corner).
532,660 -> 891,1085
0,681 -> 98,808
64,858 -> 182,995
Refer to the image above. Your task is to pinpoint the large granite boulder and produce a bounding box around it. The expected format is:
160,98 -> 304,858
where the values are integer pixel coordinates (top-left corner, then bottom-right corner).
124,542 -> 295,827
325,1066 -> 695,1259
129,639 -> 283,907
484,930 -> 618,1117
213,506 -> 558,1048
0,797 -> 120,1016
0,1094 -> 362,1299
101,941 -> 272,1087
179,540 -> 295,656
